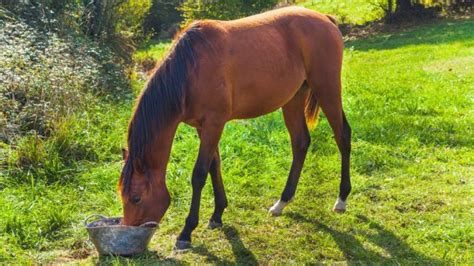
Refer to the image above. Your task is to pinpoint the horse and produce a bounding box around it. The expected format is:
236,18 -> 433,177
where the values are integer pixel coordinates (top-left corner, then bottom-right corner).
119,6 -> 351,250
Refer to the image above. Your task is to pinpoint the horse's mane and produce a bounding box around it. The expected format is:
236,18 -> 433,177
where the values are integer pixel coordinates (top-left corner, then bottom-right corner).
120,23 -> 209,194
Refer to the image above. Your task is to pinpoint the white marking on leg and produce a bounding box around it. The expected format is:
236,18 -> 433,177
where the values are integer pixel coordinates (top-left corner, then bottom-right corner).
333,197 -> 346,213
269,198 -> 292,216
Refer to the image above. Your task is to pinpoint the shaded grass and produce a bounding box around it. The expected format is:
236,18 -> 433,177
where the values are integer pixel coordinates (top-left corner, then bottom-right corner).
1,18 -> 473,264
347,19 -> 474,50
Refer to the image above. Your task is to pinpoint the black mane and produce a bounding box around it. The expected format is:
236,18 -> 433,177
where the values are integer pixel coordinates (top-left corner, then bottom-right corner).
121,24 -> 209,194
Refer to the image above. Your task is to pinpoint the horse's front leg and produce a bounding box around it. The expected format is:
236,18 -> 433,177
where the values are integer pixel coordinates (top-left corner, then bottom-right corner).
196,129 -> 227,229
175,122 -> 224,250
208,147 -> 228,229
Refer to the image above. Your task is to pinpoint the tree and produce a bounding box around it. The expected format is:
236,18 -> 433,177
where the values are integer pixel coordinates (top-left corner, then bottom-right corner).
82,0 -> 151,40
180,0 -> 279,25
395,0 -> 413,13
385,0 -> 438,22
143,0 -> 183,37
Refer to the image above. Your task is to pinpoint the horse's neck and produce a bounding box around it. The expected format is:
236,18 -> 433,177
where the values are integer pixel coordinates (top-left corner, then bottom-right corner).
146,122 -> 179,172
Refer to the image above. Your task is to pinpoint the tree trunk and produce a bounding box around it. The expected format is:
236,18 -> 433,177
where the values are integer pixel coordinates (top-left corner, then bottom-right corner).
387,0 -> 393,15
396,0 -> 413,13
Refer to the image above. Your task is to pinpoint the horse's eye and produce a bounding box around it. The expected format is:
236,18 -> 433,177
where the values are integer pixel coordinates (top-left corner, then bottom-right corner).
131,195 -> 141,204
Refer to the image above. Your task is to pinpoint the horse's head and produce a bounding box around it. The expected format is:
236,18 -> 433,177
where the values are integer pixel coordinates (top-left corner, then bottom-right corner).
119,149 -> 171,226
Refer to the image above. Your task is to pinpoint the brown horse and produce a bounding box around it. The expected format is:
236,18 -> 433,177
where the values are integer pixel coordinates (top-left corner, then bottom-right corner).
119,6 -> 351,249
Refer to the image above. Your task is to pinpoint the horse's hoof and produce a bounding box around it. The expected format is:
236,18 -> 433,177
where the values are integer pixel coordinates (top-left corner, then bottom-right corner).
174,240 -> 192,251
269,199 -> 291,216
332,198 -> 346,213
269,205 -> 282,216
208,220 -> 223,229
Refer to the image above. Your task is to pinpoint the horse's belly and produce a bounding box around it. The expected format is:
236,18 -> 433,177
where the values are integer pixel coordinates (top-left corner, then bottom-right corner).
230,76 -> 304,119
229,58 -> 305,119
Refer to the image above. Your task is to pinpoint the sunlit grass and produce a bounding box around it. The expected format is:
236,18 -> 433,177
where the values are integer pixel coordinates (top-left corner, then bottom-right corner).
133,39 -> 173,66
299,0 -> 386,24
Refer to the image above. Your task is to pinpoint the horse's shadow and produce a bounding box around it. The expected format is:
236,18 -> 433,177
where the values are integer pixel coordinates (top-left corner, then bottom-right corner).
287,212 -> 443,264
93,213 -> 438,264
91,225 -> 256,265
192,225 -> 258,265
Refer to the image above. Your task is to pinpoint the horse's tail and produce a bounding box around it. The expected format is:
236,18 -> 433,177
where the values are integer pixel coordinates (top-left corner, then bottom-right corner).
305,90 -> 321,129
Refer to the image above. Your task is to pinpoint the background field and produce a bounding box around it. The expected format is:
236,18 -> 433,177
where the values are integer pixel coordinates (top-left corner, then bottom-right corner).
1,1 -> 473,264
299,0 -> 386,24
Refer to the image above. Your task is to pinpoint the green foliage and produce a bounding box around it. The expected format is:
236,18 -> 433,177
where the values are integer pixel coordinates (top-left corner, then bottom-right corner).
144,0 -> 183,38
1,0 -> 152,56
180,0 -> 279,24
116,0 -> 153,39
0,14 -> 129,143
0,9 -> 133,189
79,0 -> 153,57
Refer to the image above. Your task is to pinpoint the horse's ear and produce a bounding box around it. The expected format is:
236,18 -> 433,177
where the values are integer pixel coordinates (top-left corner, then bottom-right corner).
133,158 -> 145,174
122,148 -> 128,161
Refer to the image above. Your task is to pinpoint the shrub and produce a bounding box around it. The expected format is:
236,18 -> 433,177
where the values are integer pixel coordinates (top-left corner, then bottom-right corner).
0,12 -> 129,142
143,0 -> 183,38
0,7 -> 132,184
116,0 -> 153,39
1,0 -> 152,59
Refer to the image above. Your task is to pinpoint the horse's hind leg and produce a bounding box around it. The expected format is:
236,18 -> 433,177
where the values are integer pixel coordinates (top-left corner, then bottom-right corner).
331,110 -> 351,213
208,147 -> 228,229
269,87 -> 310,216
307,73 -> 352,213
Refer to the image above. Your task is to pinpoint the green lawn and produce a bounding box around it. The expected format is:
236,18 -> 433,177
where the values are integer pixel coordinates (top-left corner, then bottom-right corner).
299,0 -> 386,24
1,18 -> 473,264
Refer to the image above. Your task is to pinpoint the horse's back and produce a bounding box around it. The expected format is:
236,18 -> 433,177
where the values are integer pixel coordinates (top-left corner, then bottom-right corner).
224,6 -> 332,27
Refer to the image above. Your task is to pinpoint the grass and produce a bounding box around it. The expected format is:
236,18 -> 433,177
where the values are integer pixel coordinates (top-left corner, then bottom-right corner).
299,0 -> 387,24
1,16 -> 473,265
134,40 -> 173,62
